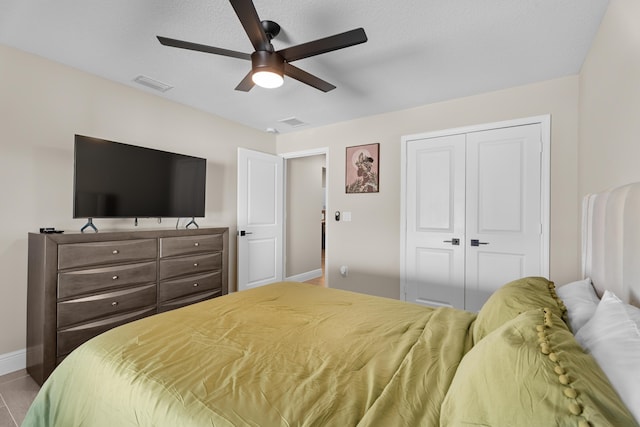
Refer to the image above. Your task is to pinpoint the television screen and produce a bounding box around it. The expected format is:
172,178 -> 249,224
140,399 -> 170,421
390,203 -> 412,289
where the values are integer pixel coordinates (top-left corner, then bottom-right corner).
73,135 -> 206,218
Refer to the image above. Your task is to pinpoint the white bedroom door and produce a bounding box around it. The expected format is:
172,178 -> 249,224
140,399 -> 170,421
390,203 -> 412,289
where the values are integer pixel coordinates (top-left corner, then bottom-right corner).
237,148 -> 284,291
403,118 -> 549,311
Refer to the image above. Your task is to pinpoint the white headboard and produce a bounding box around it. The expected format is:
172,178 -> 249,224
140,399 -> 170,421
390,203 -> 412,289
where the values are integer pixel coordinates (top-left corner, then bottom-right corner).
582,182 -> 640,307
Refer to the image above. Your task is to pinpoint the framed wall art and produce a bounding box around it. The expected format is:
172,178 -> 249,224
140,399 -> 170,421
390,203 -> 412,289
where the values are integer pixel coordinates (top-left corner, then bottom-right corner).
345,143 -> 379,193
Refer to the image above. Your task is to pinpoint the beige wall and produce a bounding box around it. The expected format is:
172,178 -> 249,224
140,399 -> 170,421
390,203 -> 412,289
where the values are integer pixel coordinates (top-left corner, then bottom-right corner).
0,44 -> 275,356
579,0 -> 640,196
277,77 -> 580,299
285,155 -> 324,278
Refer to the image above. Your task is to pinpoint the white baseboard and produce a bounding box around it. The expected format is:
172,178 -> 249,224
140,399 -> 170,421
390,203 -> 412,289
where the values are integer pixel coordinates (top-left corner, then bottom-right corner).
286,268 -> 322,283
0,349 -> 26,377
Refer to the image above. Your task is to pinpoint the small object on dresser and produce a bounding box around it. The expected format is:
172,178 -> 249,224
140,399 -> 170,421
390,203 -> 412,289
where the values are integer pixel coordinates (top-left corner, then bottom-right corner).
39,228 -> 64,234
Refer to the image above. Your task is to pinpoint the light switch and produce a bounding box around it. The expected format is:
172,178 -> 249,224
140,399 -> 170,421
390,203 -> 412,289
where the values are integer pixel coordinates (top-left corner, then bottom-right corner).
343,211 -> 352,222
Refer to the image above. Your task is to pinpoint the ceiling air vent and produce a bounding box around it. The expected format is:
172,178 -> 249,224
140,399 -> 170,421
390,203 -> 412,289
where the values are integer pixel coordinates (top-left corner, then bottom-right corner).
133,75 -> 173,93
278,117 -> 307,128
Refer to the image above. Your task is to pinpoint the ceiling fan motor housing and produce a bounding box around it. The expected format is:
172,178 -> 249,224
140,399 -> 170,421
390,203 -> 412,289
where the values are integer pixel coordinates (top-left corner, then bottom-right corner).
251,50 -> 284,75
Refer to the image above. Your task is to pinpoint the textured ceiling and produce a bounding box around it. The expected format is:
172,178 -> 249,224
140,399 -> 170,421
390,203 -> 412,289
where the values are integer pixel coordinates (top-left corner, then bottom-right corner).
0,0 -> 609,134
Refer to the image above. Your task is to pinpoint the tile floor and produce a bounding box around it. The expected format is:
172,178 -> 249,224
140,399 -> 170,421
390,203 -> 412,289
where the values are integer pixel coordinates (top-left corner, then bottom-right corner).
0,370 -> 40,427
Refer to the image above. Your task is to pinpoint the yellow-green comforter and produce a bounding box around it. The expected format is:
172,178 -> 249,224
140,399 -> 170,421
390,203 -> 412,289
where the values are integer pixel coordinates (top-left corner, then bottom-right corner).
22,282 -> 476,427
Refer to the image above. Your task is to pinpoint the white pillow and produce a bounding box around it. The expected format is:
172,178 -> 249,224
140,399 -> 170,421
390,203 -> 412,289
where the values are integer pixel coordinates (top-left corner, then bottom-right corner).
625,302 -> 640,328
556,277 -> 600,333
575,291 -> 640,424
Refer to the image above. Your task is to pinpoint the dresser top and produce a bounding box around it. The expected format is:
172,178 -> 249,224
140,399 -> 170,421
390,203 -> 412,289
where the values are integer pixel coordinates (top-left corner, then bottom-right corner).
29,227 -> 229,244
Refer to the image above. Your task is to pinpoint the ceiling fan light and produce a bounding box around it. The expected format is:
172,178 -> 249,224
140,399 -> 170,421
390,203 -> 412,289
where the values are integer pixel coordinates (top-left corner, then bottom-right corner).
252,70 -> 284,88
250,51 -> 285,89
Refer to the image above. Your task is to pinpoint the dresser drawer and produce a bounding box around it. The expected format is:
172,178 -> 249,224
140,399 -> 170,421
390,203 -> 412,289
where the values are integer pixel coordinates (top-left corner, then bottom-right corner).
159,271 -> 221,302
158,290 -> 220,313
159,253 -> 221,280
58,239 -> 157,270
58,261 -> 156,299
160,234 -> 223,258
57,284 -> 157,328
57,306 -> 156,357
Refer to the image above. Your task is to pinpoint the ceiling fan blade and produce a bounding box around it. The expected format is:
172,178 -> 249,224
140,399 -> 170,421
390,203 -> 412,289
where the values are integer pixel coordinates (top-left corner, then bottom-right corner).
235,71 -> 255,92
278,28 -> 367,63
229,0 -> 271,52
284,63 -> 336,92
157,36 -> 251,60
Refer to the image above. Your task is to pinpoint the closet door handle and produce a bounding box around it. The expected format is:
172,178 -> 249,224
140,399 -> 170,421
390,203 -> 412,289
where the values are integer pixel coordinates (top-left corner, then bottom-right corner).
443,238 -> 460,246
470,239 -> 489,247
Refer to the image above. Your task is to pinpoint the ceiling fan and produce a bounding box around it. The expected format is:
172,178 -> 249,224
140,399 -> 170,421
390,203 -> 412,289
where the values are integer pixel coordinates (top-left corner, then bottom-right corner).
157,0 -> 367,92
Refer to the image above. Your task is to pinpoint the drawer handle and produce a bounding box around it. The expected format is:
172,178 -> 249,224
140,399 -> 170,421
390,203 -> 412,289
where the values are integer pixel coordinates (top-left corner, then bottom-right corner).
193,263 -> 199,267
112,249 -> 119,255
111,301 -> 118,307
112,275 -> 119,280
194,242 -> 200,247
193,283 -> 199,287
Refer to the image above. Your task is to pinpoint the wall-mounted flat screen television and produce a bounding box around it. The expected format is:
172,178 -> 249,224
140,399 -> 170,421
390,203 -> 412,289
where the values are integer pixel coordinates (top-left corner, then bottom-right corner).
73,135 -> 206,218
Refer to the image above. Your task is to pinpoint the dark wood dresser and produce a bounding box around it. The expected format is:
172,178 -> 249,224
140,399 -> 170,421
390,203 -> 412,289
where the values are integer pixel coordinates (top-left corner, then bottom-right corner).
27,227 -> 229,385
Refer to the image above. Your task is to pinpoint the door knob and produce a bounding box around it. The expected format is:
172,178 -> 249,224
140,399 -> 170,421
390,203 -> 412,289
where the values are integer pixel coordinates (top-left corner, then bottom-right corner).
443,238 -> 460,246
470,239 -> 489,246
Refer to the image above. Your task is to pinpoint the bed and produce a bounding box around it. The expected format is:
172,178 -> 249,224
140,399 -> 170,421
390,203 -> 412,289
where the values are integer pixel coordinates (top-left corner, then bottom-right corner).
22,182 -> 640,427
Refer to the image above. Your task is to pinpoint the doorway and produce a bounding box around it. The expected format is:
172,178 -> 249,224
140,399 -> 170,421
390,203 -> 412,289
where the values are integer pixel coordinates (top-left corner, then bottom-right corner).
281,149 -> 328,287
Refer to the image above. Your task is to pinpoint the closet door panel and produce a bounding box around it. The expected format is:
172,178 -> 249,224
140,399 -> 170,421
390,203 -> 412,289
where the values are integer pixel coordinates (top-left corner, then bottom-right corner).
405,134 -> 466,309
465,124 -> 542,311
475,140 -> 523,232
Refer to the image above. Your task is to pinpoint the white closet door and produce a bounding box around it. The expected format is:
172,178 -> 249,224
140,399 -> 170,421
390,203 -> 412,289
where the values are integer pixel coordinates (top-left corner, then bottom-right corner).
402,119 -> 547,311
405,134 -> 466,308
464,124 -> 543,311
